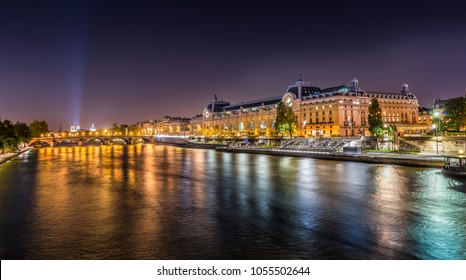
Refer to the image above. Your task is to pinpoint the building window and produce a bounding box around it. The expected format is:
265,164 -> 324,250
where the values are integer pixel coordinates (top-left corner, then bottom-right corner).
239,122 -> 245,131
260,120 -> 266,129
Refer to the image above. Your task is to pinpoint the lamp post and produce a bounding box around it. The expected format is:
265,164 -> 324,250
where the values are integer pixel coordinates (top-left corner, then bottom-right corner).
434,112 -> 440,154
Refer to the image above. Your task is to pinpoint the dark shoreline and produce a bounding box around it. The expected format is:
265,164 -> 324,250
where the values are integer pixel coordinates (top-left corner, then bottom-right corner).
0,147 -> 33,165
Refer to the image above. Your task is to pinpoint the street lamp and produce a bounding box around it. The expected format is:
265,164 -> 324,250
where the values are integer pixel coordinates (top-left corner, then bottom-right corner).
383,124 -> 390,150
434,112 -> 440,154
432,124 -> 438,154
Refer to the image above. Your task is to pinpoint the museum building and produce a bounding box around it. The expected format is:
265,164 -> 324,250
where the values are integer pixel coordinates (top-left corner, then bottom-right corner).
201,78 -> 420,137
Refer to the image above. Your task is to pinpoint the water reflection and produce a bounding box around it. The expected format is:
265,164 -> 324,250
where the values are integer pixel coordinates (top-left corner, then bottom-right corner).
0,145 -> 465,259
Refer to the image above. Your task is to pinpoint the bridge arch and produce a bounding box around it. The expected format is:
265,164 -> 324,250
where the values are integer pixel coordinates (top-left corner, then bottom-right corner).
84,138 -> 105,145
110,137 -> 129,145
55,139 -> 78,146
29,139 -> 53,147
132,137 -> 153,144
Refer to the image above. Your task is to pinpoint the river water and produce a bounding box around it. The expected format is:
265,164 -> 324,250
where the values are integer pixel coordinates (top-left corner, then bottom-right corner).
0,145 -> 465,259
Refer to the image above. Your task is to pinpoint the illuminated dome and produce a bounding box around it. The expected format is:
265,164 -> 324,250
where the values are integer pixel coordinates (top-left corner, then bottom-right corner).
351,78 -> 359,90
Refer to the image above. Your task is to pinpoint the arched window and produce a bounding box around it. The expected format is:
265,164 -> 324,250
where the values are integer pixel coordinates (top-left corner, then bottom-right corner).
260,120 -> 266,129
239,122 -> 245,131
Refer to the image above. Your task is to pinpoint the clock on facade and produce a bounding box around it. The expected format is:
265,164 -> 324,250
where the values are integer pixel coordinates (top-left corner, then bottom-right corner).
286,96 -> 293,106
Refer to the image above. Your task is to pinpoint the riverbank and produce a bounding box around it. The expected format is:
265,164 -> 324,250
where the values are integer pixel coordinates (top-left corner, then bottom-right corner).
0,147 -> 33,165
218,147 -> 445,167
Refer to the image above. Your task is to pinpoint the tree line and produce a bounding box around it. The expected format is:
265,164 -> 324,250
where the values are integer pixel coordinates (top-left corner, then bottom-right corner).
110,123 -> 143,135
0,119 -> 49,154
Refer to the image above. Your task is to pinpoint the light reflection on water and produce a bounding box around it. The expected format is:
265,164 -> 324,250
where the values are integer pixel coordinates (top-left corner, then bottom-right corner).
0,145 -> 465,259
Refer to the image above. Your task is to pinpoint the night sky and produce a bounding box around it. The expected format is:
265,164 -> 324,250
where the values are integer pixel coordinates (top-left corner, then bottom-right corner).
1,0 -> 465,131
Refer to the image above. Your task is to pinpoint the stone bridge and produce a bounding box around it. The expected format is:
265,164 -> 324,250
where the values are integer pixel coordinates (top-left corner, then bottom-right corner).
29,135 -> 156,147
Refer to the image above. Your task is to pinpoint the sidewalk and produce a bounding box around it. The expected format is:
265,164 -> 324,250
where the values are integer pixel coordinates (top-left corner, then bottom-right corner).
221,148 -> 445,167
364,151 -> 444,160
0,147 -> 33,165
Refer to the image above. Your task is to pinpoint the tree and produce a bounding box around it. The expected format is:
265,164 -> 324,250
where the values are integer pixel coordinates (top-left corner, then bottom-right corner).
128,124 -> 142,135
14,122 -> 32,144
443,96 -> 466,131
111,123 -> 125,135
368,98 -> 384,135
0,119 -> 18,153
368,98 -> 385,149
29,120 -> 49,137
274,101 -> 297,137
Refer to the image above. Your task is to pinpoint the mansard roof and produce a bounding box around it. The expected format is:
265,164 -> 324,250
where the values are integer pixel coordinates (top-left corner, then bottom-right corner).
366,91 -> 417,100
322,85 -> 349,93
207,100 -> 231,112
223,96 -> 282,111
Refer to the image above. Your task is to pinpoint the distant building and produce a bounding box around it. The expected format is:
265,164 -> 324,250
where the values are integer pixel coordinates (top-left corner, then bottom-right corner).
433,98 -> 448,117
70,124 -> 80,133
417,107 -> 435,130
141,120 -> 157,135
200,77 -> 421,137
155,116 -> 191,135
433,98 -> 447,110
90,123 -> 96,132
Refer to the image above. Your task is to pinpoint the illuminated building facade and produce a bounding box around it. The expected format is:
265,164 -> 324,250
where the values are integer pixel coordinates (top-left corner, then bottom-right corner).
155,116 -> 191,135
202,94 -> 280,137
201,78 -> 420,137
189,114 -> 203,136
141,120 -> 157,135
